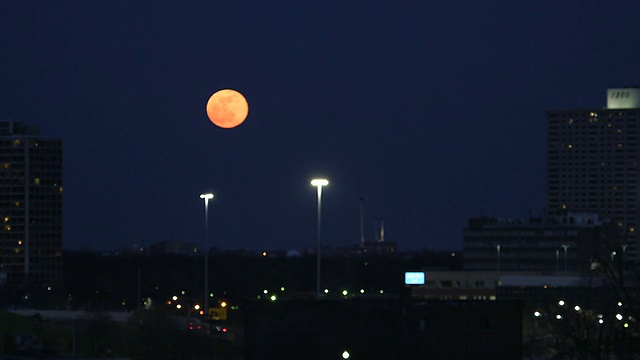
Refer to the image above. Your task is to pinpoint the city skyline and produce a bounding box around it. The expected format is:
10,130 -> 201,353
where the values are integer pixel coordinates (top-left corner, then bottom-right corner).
2,1 -> 640,252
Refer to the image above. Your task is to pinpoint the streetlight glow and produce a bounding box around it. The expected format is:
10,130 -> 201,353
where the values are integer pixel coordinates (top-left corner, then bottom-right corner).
311,179 -> 329,187
311,178 -> 329,300
200,193 -> 214,200
200,192 -> 214,321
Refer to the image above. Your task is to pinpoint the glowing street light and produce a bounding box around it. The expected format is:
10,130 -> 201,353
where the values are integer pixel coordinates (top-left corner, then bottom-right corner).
200,192 -> 214,319
311,178 -> 329,300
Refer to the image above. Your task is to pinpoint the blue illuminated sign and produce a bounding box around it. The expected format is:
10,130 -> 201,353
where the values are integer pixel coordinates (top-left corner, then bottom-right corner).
404,272 -> 425,285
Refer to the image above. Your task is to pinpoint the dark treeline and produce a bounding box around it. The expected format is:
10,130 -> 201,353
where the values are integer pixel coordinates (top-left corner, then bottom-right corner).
3,249 -> 461,311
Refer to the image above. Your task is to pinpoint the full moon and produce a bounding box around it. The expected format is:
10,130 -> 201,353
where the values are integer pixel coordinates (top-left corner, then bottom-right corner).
205,89 -> 249,129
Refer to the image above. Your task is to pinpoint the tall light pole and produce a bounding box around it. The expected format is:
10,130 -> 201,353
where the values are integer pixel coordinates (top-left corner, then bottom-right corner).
561,244 -> 569,272
311,178 -> 329,300
496,244 -> 501,273
200,193 -> 214,319
621,244 -> 627,274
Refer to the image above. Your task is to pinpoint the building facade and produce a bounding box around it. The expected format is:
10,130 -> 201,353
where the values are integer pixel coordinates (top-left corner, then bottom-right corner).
0,121 -> 63,284
547,87 -> 640,262
463,214 -> 603,272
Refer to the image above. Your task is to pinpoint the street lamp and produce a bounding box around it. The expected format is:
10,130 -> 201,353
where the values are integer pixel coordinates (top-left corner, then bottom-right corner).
199,192 -> 214,319
561,244 -> 569,272
311,178 -> 329,300
496,244 -> 501,273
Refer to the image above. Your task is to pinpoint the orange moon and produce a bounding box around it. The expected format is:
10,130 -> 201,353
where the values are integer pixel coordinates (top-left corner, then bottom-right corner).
205,89 -> 249,129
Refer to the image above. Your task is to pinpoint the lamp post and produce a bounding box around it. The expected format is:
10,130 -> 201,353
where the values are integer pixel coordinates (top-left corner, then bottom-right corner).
496,244 -> 501,273
621,244 -> 627,273
311,178 -> 328,300
561,244 -> 569,272
199,193 -> 214,319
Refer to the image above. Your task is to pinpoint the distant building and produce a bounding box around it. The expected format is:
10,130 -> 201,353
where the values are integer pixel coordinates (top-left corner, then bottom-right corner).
463,213 -> 604,272
408,269 -> 609,305
547,87 -> 640,262
0,121 -> 63,284
337,240 -> 397,257
496,272 -> 608,303
149,239 -> 198,256
409,270 -> 499,300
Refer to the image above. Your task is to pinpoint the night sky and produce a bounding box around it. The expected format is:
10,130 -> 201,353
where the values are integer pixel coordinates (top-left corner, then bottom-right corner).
2,1 -> 640,252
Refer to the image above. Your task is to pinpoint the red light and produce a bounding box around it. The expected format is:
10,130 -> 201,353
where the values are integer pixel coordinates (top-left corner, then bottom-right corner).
222,327 -> 228,333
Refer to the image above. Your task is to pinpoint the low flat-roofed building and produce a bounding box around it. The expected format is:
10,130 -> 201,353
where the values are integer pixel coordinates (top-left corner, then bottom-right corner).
409,270 -> 500,300
409,270 -> 610,303
464,213 -> 605,272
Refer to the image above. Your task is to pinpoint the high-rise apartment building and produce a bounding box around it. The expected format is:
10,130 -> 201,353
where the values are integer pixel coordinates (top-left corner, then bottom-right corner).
0,120 -> 63,284
547,87 -> 640,262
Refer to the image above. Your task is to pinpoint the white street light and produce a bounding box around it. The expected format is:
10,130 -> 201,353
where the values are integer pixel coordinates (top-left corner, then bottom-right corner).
311,178 -> 328,300
200,192 -> 214,319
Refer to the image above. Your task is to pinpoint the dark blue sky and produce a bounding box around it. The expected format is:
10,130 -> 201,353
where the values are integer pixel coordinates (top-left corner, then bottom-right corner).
2,1 -> 640,252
